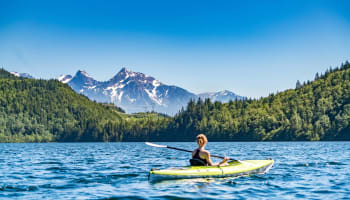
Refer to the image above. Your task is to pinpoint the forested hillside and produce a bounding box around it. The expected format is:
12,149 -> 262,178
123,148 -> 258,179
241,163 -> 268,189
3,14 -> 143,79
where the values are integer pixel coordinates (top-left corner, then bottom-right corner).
1,61 -> 350,142
163,62 -> 350,141
0,68 -> 167,142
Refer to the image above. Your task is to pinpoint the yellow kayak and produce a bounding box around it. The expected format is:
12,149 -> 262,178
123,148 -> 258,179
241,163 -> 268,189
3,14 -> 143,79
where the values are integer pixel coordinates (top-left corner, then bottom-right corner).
149,159 -> 274,181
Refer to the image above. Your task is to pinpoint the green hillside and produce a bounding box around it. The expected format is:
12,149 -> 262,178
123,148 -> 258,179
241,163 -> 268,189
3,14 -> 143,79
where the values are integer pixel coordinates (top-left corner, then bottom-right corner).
0,68 -> 167,142
162,61 -> 350,141
1,61 -> 350,142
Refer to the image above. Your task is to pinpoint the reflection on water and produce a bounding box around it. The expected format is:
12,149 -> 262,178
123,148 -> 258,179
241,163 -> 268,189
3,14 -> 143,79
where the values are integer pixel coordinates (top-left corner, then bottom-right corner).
150,177 -> 215,185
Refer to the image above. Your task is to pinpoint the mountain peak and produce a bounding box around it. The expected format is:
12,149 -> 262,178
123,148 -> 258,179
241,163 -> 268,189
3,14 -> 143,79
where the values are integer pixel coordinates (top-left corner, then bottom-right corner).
109,67 -> 144,84
58,74 -> 72,83
218,90 -> 235,95
119,67 -> 129,73
68,70 -> 98,89
117,67 -> 137,77
10,72 -> 34,79
55,67 -> 243,115
198,90 -> 244,102
76,70 -> 92,78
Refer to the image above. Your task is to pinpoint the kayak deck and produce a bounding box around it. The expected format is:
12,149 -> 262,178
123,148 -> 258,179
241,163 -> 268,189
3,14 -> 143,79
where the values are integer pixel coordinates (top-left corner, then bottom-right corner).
149,159 -> 274,181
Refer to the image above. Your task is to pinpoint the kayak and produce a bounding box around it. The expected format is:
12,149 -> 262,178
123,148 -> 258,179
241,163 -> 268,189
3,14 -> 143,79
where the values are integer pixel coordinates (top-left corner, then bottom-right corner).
149,159 -> 274,181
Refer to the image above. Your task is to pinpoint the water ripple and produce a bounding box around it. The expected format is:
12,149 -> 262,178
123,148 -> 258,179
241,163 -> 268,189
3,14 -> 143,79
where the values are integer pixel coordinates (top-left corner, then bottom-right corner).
0,142 -> 349,199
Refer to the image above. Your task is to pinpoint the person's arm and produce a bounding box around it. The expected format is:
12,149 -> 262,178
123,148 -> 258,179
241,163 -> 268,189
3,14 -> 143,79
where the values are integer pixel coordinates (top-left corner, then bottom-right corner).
206,152 -> 229,166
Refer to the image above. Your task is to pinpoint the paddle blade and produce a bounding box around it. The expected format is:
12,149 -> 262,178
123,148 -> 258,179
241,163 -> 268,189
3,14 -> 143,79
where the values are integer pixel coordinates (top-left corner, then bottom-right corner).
145,142 -> 167,148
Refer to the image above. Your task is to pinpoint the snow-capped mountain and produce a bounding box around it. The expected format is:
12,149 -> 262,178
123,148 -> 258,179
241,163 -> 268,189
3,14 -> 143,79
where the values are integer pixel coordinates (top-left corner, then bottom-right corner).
9,68 -> 244,115
198,90 -> 245,103
59,68 -> 196,115
58,68 -> 245,115
57,75 -> 72,83
10,72 -> 34,79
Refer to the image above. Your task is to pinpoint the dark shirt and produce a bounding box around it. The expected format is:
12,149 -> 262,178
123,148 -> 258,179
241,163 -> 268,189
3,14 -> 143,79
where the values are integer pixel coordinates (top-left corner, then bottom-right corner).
192,149 -> 208,165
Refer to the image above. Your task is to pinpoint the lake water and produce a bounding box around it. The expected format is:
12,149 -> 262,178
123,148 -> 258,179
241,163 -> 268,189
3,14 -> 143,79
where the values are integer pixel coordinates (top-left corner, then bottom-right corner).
0,142 -> 349,199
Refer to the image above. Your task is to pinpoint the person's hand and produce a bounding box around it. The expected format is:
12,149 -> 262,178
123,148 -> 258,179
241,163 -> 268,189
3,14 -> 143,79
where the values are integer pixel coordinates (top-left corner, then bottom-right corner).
218,157 -> 230,166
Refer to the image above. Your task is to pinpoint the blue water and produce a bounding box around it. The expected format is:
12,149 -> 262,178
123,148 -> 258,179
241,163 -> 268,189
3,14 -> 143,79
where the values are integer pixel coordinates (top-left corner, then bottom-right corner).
0,142 -> 349,199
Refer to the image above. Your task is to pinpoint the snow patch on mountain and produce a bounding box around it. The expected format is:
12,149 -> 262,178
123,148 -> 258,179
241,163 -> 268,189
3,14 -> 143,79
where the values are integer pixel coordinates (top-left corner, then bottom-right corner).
79,70 -> 92,78
198,90 -> 245,102
58,75 -> 73,83
57,68 -> 244,115
10,72 -> 35,79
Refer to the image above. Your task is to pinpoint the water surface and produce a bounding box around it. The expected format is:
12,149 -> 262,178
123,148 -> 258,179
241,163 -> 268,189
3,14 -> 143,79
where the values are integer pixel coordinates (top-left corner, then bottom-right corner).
0,142 -> 349,199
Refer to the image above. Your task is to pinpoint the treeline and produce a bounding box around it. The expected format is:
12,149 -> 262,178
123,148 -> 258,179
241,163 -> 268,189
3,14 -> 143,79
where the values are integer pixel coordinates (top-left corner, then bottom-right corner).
0,68 -> 167,142
161,61 -> 350,141
1,61 -> 350,142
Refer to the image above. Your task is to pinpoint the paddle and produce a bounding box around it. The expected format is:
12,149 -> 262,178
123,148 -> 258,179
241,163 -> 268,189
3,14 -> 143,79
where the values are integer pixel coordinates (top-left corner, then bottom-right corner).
145,142 -> 239,162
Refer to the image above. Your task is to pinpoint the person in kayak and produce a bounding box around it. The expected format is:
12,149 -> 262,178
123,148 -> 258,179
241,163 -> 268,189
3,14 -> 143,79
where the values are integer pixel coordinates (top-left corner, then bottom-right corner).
190,134 -> 229,166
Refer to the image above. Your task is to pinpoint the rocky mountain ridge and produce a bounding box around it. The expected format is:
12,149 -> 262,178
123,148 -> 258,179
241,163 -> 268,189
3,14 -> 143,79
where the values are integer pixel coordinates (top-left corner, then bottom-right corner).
12,68 -> 245,115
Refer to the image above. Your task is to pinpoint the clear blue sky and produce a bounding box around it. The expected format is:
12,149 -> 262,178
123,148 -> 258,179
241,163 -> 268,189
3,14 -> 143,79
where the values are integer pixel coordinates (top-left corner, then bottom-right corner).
1,0 -> 350,98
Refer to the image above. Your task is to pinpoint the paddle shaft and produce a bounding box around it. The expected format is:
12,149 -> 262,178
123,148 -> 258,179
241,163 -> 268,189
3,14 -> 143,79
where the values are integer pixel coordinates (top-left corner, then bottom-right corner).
166,146 -> 236,161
